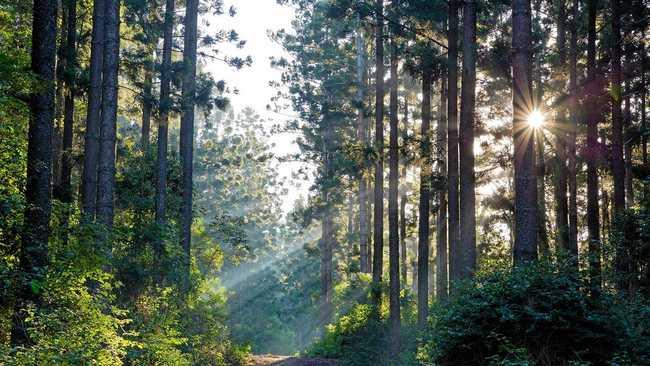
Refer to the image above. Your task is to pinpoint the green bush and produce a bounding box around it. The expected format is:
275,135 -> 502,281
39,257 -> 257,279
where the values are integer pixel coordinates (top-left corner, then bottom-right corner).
418,262 -> 650,366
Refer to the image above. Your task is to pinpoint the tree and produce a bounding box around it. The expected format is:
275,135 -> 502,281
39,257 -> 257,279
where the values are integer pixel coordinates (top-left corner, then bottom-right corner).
59,0 -> 77,216
81,0 -> 105,219
512,0 -> 538,265
355,17 -> 370,274
447,0 -> 461,285
459,0 -> 477,277
11,0 -> 57,345
610,0 -> 625,219
180,0 -> 199,293
372,0 -> 385,308
436,66 -> 448,300
96,0 -> 120,230
567,0 -> 579,265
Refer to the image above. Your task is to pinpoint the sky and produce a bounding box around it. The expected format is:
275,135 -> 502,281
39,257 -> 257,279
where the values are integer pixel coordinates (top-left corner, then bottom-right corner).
202,0 -> 310,213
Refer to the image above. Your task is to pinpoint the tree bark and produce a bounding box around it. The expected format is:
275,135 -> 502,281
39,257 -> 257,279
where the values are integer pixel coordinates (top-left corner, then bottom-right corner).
567,0 -> 579,265
586,0 -> 601,295
356,19 -> 370,273
512,0 -> 538,265
372,0 -> 385,308
436,69 -> 448,300
417,66 -> 432,329
320,150 -> 333,328
388,0 -> 400,355
459,0 -> 477,277
141,62 -> 153,148
96,0 -> 120,231
400,99 -> 408,286
447,0 -> 461,285
610,0 -> 625,219
180,0 -> 199,293
81,0 -> 105,220
12,0 -> 57,345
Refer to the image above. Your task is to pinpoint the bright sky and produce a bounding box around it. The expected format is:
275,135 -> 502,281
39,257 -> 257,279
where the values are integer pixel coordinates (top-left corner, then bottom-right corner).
202,0 -> 310,213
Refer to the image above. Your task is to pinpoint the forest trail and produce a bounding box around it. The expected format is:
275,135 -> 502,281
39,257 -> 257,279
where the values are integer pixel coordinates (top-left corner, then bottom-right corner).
248,354 -> 339,366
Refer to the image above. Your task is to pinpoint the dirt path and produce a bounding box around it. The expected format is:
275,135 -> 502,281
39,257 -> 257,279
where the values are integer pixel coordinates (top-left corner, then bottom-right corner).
248,354 -> 339,366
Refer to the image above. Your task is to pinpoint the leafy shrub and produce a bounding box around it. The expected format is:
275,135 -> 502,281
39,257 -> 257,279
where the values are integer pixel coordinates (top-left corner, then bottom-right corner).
418,262 -> 650,366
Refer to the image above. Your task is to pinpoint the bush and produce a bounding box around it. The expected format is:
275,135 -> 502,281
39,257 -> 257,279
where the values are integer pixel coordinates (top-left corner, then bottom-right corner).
418,262 -> 650,366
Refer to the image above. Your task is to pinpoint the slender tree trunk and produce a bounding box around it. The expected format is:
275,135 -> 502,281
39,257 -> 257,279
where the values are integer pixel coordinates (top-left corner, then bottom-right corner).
554,0 -> 570,256
611,0 -> 625,220
96,0 -> 120,231
320,150 -> 333,328
447,0 -> 461,285
624,89 -> 633,207
53,4 -> 66,192
155,0 -> 174,269
356,20 -> 370,273
400,99 -> 408,286
459,0 -> 477,277
512,0 -> 538,265
12,0 -> 57,345
417,66 -> 432,329
372,0 -> 385,308
388,0 -> 401,355
180,0 -> 199,293
586,0 -> 601,295
536,131 -> 548,253
81,0 -> 105,219
141,62 -> 153,148
436,69 -> 448,300
602,189 -> 610,240
567,0 -> 579,265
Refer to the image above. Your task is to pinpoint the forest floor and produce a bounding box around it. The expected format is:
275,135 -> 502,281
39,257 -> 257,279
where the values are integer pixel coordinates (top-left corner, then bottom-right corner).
248,354 -> 339,365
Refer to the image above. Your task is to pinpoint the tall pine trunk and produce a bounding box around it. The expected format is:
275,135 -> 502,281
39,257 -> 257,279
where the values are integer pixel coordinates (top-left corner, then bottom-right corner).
447,0 -> 461,286
372,0 -> 385,308
141,62 -> 153,148
81,0 -> 105,219
356,20 -> 370,273
567,0 -> 579,265
417,65 -> 432,328
436,69 -> 448,300
96,0 -> 120,231
180,0 -> 199,293
586,0 -> 601,295
400,99 -> 408,286
459,0 -> 477,277
320,145 -> 333,328
12,0 -> 57,345
610,0 -> 625,218
388,0 -> 401,355
512,0 -> 538,265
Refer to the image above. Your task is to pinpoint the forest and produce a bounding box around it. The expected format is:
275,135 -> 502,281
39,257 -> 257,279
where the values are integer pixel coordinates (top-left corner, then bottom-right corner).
1,0 -> 649,365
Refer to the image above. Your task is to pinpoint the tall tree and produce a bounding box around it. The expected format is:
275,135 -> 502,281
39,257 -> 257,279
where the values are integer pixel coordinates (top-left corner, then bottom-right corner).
610,0 -> 625,217
81,0 -> 105,219
141,60 -> 153,147
512,0 -> 538,265
388,0 -> 401,355
12,0 -> 57,345
417,64 -> 432,328
372,0 -> 385,308
436,67 -> 448,300
459,0 -> 477,277
586,0 -> 601,294
60,0 -> 77,211
180,0 -> 199,293
356,18 -> 370,273
155,0 -> 174,264
447,0 -> 461,285
567,0 -> 579,264
399,98 -> 408,286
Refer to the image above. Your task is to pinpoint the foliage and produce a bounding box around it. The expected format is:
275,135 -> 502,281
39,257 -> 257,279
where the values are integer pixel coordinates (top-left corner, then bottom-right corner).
418,262 -> 650,366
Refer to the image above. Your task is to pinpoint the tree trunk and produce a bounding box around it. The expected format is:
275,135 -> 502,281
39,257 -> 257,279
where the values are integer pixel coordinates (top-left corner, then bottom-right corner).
96,0 -> 120,231
624,88 -> 633,207
81,0 -> 105,220
554,0 -> 570,256
447,0 -> 461,288
567,0 -> 579,266
155,0 -> 174,268
400,99 -> 408,286
512,0 -> 538,265
388,0 -> 401,355
436,69 -> 448,300
180,0 -> 199,293
610,0 -> 625,220
356,19 -> 370,273
141,62 -> 153,148
372,0 -> 385,308
586,0 -> 601,295
417,66 -> 432,329
320,151 -> 333,328
536,131 -> 548,254
459,0 -> 477,277
12,0 -> 57,345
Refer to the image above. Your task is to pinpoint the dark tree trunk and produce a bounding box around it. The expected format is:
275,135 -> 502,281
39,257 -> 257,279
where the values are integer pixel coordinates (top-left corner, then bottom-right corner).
372,0 -> 385,308
512,0 -> 538,265
400,99 -> 408,286
180,0 -> 199,293
96,0 -> 120,231
417,66 -> 432,329
141,63 -> 153,148
155,0 -> 174,269
12,0 -> 57,346
388,0 -> 400,355
436,68 -> 448,300
447,0 -> 461,286
586,0 -> 601,295
320,150 -> 333,328
624,89 -> 633,207
567,0 -> 579,265
81,0 -> 105,220
610,0 -> 625,219
459,0 -> 477,278
356,20 -> 370,273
